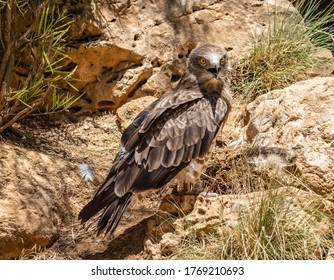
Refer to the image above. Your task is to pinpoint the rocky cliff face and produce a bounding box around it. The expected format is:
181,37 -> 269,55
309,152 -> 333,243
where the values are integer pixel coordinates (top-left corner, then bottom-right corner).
0,0 -> 333,259
66,0 -> 293,112
244,77 -> 334,196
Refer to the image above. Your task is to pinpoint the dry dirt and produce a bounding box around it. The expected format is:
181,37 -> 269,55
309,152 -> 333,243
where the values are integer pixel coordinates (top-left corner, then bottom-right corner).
1,111 -> 174,259
1,92 -> 333,259
0,94 -> 243,260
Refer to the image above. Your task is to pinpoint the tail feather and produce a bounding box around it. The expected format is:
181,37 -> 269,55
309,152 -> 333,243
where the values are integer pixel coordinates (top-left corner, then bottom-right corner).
79,182 -> 134,236
79,167 -> 120,223
78,187 -> 117,223
79,160 -> 134,236
105,193 -> 133,235
96,199 -> 119,232
98,192 -> 133,235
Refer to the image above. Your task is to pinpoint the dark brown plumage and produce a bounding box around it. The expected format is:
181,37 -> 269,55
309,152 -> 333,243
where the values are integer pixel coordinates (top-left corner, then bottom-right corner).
78,44 -> 232,235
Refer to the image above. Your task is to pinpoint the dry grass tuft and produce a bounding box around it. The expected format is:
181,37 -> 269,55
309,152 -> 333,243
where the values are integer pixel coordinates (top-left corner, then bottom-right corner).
163,142 -> 334,260
175,195 -> 334,260
232,0 -> 334,100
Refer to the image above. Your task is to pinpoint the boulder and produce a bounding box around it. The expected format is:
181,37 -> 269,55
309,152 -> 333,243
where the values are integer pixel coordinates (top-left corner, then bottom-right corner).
116,96 -> 158,131
305,48 -> 334,77
144,187 -> 334,259
243,77 -> 334,196
65,0 -> 297,112
0,143 -> 83,259
0,113 -> 158,260
145,193 -> 197,245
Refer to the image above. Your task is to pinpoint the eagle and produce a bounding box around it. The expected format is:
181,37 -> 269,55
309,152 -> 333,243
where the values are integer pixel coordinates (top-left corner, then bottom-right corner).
79,44 -> 232,235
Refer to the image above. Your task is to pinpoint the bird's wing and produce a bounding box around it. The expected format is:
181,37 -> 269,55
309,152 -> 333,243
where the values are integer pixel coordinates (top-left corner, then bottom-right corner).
113,94 -> 230,197
121,84 -> 203,152
89,87 -> 203,198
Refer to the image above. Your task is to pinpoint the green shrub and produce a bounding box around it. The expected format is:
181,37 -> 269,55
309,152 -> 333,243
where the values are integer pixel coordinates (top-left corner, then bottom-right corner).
232,0 -> 334,99
0,0 -> 79,134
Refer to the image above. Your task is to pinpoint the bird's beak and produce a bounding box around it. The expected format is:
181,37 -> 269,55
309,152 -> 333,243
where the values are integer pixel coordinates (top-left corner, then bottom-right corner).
214,64 -> 220,79
208,63 -> 221,79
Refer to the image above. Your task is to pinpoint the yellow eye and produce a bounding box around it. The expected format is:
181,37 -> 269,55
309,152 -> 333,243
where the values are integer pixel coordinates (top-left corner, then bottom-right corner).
220,57 -> 225,64
199,57 -> 207,65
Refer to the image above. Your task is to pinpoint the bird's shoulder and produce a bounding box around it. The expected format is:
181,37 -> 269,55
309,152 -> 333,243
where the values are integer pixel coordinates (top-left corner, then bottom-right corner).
133,93 -> 229,171
121,75 -> 202,150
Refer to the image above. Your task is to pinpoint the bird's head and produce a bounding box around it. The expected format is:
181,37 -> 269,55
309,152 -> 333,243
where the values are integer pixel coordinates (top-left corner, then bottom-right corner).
188,44 -> 229,94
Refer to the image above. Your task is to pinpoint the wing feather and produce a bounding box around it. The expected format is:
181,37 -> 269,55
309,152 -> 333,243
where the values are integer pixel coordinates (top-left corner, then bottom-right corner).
147,145 -> 165,171
174,147 -> 185,166
162,147 -> 177,168
114,162 -> 140,197
166,134 -> 184,150
139,87 -> 202,134
131,97 -> 228,184
184,144 -> 194,162
98,95 -> 229,199
192,139 -> 202,159
79,47 -> 232,236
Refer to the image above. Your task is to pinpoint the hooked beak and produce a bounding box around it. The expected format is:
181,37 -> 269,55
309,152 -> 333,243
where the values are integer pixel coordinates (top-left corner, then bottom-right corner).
207,64 -> 221,79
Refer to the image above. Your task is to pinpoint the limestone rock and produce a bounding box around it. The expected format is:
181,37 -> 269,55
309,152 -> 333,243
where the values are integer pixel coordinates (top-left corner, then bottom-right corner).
0,113 -> 160,260
116,96 -> 158,131
306,48 -> 334,77
243,77 -> 334,195
144,187 -> 334,259
65,0 -> 297,112
67,42 -> 151,112
146,193 -> 197,245
327,247 -> 334,260
144,191 -> 253,259
0,143 -> 84,259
